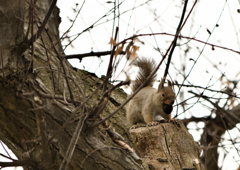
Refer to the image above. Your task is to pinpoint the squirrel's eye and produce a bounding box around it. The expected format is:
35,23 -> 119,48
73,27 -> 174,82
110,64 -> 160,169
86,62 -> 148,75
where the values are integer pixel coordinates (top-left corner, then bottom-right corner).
162,93 -> 165,97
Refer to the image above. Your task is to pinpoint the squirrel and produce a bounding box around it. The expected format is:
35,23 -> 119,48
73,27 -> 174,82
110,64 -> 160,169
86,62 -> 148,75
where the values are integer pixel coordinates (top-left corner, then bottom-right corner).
126,58 -> 176,127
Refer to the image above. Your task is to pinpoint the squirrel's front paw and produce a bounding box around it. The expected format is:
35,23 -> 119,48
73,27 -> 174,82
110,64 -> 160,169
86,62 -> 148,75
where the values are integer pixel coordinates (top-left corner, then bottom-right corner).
131,123 -> 146,129
147,121 -> 159,126
147,121 -> 160,127
147,119 -> 169,126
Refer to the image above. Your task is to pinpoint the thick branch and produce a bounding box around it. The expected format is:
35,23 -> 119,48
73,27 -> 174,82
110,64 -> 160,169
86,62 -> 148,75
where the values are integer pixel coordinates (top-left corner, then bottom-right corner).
0,160 -> 29,168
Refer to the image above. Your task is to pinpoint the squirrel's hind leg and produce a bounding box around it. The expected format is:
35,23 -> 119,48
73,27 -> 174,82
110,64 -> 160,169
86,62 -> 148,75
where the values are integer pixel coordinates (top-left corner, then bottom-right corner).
127,105 -> 145,126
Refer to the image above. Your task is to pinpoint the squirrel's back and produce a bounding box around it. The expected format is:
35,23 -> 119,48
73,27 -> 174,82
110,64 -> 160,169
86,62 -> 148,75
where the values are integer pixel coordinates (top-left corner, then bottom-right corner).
131,58 -> 157,93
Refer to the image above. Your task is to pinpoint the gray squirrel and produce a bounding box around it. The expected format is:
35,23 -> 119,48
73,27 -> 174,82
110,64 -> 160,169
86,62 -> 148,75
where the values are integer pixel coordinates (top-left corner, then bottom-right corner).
126,58 -> 176,127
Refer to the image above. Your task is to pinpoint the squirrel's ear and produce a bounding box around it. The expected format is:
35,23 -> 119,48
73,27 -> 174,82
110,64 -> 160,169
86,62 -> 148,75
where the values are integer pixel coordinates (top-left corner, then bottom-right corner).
167,79 -> 173,87
158,78 -> 164,92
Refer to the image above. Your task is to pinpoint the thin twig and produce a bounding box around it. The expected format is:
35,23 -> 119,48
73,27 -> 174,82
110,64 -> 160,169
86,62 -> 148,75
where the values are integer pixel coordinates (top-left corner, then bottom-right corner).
59,113 -> 88,170
219,115 -> 240,158
87,27 -> 120,123
26,0 -> 58,46
116,33 -> 240,55
163,0 -> 189,79
44,28 -> 75,104
58,1 -> 85,45
48,82 -> 103,143
62,2 -> 124,51
189,90 -> 240,125
36,110 -> 52,167
64,50 -> 126,60
39,35 -> 56,93
103,27 -> 119,92
176,0 -> 228,99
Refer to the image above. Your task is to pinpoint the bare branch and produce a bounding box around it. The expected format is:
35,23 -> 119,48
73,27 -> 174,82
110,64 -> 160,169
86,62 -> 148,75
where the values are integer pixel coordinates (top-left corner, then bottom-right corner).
65,50 -> 126,60
189,90 -> 240,126
0,160 -> 29,168
59,113 -> 88,170
163,0 -> 189,79
26,0 -> 58,46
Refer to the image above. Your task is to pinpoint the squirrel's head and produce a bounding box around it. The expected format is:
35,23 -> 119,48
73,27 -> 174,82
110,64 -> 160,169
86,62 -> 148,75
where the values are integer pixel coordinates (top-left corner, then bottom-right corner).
157,78 -> 176,115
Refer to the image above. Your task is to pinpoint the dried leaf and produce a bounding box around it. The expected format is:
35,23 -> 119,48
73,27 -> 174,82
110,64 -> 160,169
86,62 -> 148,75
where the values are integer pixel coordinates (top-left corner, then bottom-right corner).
109,37 -> 117,46
115,44 -> 124,58
129,45 -> 139,61
132,45 -> 139,56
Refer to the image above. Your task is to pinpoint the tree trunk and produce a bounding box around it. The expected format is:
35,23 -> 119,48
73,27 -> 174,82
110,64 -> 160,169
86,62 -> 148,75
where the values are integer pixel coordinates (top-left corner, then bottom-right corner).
0,0 -> 204,169
130,121 -> 205,170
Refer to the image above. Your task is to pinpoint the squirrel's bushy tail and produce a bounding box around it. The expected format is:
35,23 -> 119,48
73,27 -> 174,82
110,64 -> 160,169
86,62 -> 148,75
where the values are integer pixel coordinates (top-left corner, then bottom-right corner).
131,58 -> 157,93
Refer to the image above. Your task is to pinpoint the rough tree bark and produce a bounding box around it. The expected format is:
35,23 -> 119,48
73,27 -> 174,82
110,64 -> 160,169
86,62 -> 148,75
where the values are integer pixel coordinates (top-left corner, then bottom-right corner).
0,0 -> 137,169
130,121 -> 205,170
0,0 -> 204,170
